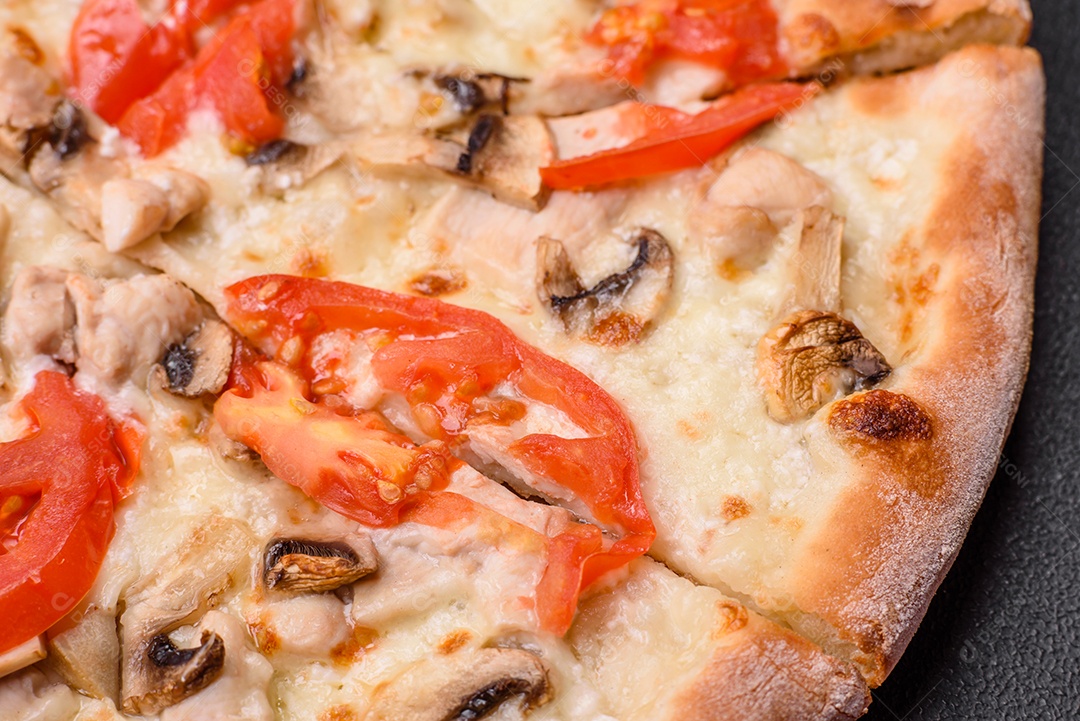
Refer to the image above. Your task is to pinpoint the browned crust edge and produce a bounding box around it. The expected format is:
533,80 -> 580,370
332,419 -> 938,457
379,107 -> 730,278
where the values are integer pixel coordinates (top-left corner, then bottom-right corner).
780,0 -> 1032,79
788,44 -> 1045,685
667,609 -> 870,721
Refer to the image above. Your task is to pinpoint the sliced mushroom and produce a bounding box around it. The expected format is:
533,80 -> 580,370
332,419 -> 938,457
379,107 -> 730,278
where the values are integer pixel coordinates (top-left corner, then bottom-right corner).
350,114 -> 554,210
433,72 -> 526,115
68,273 -> 202,387
46,608 -> 121,700
123,630 -> 226,716
158,320 -> 235,398
784,205 -> 844,314
0,636 -> 46,680
537,229 -> 675,346
757,310 -> 892,423
366,647 -> 551,721
246,140 -> 344,195
262,534 -> 378,594
121,518 -> 255,715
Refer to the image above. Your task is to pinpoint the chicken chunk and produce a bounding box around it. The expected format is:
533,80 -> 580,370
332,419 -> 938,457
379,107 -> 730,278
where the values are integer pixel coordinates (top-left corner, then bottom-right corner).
67,274 -> 202,386
688,148 -> 834,270
698,148 -> 833,228
1,266 -> 76,365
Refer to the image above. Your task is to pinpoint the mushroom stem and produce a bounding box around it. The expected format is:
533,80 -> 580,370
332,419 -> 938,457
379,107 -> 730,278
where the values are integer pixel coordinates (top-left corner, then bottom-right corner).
785,206 -> 844,314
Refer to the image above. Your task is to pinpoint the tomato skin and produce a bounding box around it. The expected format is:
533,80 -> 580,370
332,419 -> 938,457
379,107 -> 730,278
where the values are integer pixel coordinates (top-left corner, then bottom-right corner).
69,0 -> 191,124
540,82 -> 818,189
220,275 -> 657,634
240,0 -> 296,89
588,0 -> 787,86
0,371 -> 139,654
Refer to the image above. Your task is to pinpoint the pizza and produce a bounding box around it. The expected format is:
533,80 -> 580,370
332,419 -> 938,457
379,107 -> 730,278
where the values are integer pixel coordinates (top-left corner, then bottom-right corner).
0,1 -> 1045,720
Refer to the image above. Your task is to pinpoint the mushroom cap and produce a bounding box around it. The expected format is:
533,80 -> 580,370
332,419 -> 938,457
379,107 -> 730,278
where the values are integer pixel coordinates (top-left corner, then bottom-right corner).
757,310 -> 892,423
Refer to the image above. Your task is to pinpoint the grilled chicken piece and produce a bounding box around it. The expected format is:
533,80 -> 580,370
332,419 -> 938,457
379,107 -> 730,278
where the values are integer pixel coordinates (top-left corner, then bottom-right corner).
2,266 -> 204,387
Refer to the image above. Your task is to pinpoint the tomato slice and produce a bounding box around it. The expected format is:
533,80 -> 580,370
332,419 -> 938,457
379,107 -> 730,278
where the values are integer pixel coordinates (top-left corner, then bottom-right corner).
540,81 -> 817,189
0,371 -> 139,654
69,0 -> 192,124
216,361 -> 454,528
72,0 -> 294,156
193,16 -> 285,146
403,491 -> 606,633
116,64 -> 196,157
588,0 -> 787,87
216,275 -> 656,634
171,0 -> 247,32
239,0 -> 296,89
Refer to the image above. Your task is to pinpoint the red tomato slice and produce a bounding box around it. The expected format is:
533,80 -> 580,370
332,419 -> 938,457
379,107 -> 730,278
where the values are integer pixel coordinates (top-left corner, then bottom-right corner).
171,0 -> 247,32
540,81 -> 817,189
216,361 -> 454,528
239,0 -> 296,89
69,0 -> 192,124
116,64 -> 196,157
193,17 -> 285,146
0,371 -> 139,654
74,0 -> 294,155
403,491 -> 606,634
588,0 -> 787,86
217,275 -> 657,634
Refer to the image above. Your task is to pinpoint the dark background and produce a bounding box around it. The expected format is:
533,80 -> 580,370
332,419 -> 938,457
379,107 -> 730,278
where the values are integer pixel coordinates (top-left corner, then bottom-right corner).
864,2 -> 1080,719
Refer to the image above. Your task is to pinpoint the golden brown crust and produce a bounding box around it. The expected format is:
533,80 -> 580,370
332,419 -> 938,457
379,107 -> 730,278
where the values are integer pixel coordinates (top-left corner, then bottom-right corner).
667,608 -> 870,721
788,44 -> 1044,686
780,0 -> 1032,75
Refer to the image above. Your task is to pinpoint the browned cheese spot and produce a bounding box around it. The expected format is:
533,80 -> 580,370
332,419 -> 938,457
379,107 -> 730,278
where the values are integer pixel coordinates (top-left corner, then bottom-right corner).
318,705 -> 360,721
9,27 -> 44,65
712,600 -> 749,639
721,495 -> 752,521
247,612 -> 281,655
783,13 -> 840,60
829,390 -> 933,443
331,627 -> 379,667
586,312 -> 646,346
290,245 -> 330,278
437,630 -> 474,655
409,268 -> 467,297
